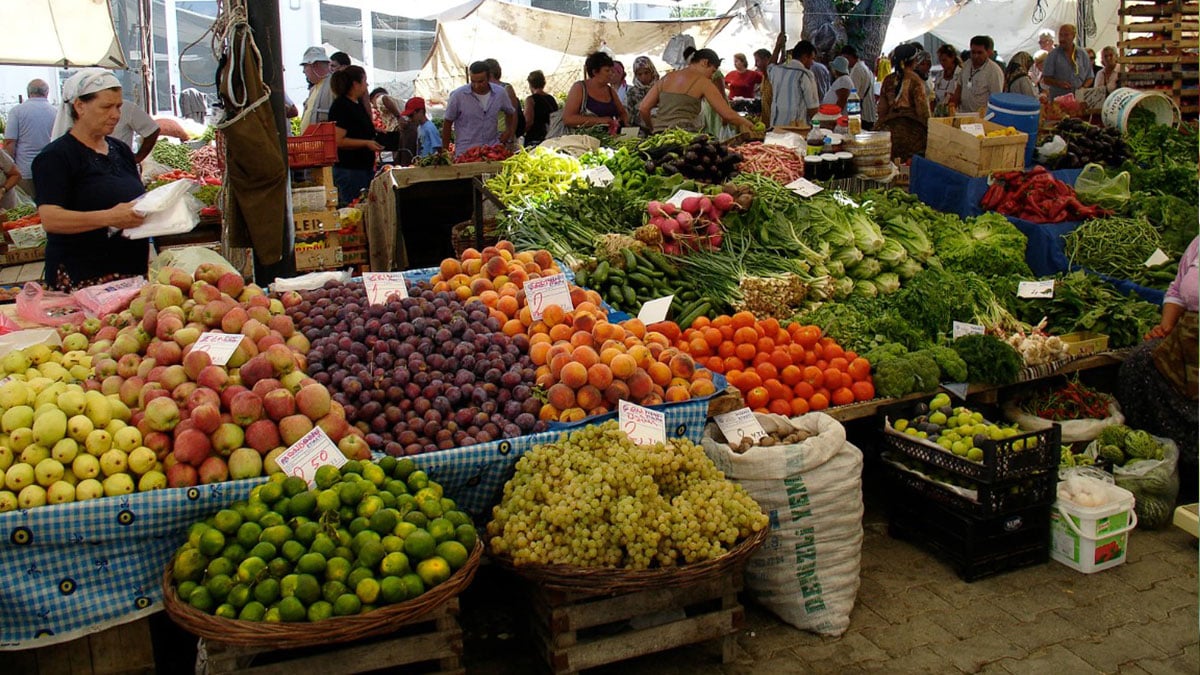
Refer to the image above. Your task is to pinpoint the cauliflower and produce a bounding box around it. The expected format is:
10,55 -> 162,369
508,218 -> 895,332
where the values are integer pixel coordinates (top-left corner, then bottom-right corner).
916,346 -> 968,383
1098,444 -> 1126,466
1124,430 -> 1162,461
1096,424 -> 1131,449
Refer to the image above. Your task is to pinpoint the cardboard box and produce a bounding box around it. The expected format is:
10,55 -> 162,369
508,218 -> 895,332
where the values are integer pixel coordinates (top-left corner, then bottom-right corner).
340,247 -> 369,265
926,117 -> 1027,177
295,166 -> 337,208
3,245 -> 45,265
294,241 -> 342,271
293,210 -> 339,243
329,230 -> 368,249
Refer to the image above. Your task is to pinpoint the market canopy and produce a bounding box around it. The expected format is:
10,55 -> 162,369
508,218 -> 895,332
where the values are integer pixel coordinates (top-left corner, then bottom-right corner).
0,0 -> 126,68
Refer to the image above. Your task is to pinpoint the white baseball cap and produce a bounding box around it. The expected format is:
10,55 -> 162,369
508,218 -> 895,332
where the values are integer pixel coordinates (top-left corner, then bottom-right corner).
300,46 -> 329,65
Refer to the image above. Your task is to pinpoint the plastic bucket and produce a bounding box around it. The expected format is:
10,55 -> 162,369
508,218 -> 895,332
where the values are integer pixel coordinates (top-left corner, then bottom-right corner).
1102,88 -> 1180,132
1050,484 -> 1137,574
985,93 -> 1040,167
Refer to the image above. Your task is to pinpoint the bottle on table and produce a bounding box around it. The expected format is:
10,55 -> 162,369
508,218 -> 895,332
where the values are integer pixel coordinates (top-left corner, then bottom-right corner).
847,88 -> 863,134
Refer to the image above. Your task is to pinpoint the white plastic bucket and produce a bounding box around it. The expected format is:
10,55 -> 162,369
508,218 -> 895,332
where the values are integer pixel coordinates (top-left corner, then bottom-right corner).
1050,484 -> 1137,574
1102,88 -> 1180,132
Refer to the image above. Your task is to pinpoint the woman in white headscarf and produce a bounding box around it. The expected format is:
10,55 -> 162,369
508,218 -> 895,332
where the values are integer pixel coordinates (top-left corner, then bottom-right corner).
33,69 -> 148,291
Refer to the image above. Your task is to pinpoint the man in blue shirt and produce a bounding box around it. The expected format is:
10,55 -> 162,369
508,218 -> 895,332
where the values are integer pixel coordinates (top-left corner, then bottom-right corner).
402,97 -> 441,157
441,61 -> 516,158
4,79 -> 56,198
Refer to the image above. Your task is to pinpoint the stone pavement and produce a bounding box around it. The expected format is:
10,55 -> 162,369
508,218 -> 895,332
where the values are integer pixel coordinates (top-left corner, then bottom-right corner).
462,495 -> 1199,674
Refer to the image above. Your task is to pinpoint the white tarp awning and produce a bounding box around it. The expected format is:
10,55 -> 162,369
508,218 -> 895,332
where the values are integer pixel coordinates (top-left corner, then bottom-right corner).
0,0 -> 126,68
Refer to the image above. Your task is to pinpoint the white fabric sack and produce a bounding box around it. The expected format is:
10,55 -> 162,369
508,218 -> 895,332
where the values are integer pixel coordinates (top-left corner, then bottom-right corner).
271,270 -> 352,292
1003,401 -> 1124,443
702,412 -> 863,636
124,180 -> 200,239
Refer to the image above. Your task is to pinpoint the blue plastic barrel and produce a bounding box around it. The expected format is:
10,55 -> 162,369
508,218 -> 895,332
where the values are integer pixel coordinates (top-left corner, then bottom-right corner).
986,93 -> 1041,167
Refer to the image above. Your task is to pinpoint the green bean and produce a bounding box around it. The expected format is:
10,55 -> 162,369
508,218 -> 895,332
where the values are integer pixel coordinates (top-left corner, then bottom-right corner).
1064,216 -> 1164,280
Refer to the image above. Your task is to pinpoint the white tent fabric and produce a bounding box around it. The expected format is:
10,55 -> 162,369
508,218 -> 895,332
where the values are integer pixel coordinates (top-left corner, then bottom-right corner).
0,0 -> 125,68
926,0 -> 1120,60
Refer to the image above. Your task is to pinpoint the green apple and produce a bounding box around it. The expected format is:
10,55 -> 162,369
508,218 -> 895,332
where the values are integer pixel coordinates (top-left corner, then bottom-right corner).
18,484 -> 46,508
138,470 -> 168,492
102,473 -> 135,497
75,478 -> 104,500
62,333 -> 88,351
67,415 -> 95,443
46,480 -> 75,504
34,458 -> 64,487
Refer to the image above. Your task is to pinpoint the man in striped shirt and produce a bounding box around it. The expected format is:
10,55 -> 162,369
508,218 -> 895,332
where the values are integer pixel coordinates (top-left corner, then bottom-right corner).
766,34 -> 819,127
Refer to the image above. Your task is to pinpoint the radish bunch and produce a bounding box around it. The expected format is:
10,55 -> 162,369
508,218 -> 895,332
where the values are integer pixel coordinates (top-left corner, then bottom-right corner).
645,192 -> 735,255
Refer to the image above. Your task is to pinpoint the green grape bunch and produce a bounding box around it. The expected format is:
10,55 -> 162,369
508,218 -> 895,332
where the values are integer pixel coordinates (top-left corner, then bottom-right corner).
487,421 -> 767,569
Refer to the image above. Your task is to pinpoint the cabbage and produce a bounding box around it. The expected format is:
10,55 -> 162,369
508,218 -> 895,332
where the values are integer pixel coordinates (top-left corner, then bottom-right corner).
803,198 -> 856,249
849,211 -> 885,254
833,246 -> 864,267
849,257 -> 882,280
880,215 -> 935,262
936,213 -> 1031,278
852,279 -> 878,298
825,260 -> 846,278
877,238 -> 909,267
893,258 -> 924,280
874,272 -> 901,294
831,276 -> 855,300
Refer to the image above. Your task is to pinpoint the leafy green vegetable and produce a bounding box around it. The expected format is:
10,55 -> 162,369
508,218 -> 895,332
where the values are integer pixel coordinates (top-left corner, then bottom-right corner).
1012,271 -> 1160,348
1123,193 -> 1198,257
934,212 -> 1032,278
872,352 -> 941,397
151,139 -> 193,172
917,346 -> 969,383
951,334 -> 1023,385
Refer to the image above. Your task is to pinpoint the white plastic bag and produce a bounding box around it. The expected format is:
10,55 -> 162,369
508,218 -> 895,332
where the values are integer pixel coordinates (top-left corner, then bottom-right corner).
702,412 -> 862,637
1003,400 -> 1124,444
1084,435 -> 1179,529
1036,135 -> 1067,163
150,246 -> 237,279
271,270 -> 352,292
124,180 -> 200,239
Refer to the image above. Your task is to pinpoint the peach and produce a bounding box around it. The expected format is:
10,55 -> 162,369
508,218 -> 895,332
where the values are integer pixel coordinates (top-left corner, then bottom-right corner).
558,407 -> 586,423
689,379 -> 716,397
546,383 -> 575,411
571,346 -> 599,368
627,345 -> 652,370
603,380 -> 630,406
665,385 -> 691,402
538,403 -> 560,422
576,385 -> 603,411
627,371 -> 653,400
559,362 -> 588,390
587,363 -> 613,390
439,259 -> 461,279
647,361 -> 673,388
669,354 -> 696,379
484,256 -> 507,278
549,353 -> 572,379
610,354 -> 637,380
541,304 -> 566,328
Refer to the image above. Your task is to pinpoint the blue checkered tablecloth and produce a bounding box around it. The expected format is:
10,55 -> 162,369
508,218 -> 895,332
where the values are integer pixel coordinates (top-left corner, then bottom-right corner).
0,480 -> 262,650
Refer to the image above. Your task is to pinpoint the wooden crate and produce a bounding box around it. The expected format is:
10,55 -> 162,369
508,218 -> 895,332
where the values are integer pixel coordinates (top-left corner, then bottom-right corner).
7,617 -> 156,675
526,574 -> 744,674
1118,0 -> 1199,118
201,597 -> 463,675
925,118 -> 1027,177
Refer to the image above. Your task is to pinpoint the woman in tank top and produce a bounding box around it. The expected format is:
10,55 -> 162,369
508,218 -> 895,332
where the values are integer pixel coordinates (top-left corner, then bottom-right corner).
563,52 -> 629,131
639,49 -> 755,135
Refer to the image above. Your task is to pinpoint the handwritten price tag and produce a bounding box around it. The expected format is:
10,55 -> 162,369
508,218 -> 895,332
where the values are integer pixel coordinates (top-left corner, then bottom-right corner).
952,321 -> 986,339
713,408 -> 768,444
8,224 -> 46,249
785,177 -> 823,198
619,400 -> 666,446
275,427 -> 346,486
1017,280 -> 1055,299
1144,248 -> 1170,267
637,295 -> 674,324
961,123 -> 985,137
525,273 -> 573,321
364,271 -> 409,305
191,333 -> 246,366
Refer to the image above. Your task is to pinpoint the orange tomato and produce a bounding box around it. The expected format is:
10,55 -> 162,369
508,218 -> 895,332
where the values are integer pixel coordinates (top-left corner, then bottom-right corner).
831,387 -> 855,406
802,365 -> 824,388
768,398 -> 793,416
848,357 -> 872,381
793,381 -> 815,400
734,326 -> 759,345
822,368 -> 844,390
723,357 -> 745,373
809,392 -> 829,411
755,362 -> 778,382
851,380 -> 875,401
755,337 -> 775,354
780,365 -> 803,386
735,343 -> 758,362
745,386 -> 770,409
790,397 -> 810,416
829,357 -> 849,372
764,379 -> 791,401
703,327 -> 723,348
822,342 -> 845,361
736,370 -> 763,392
795,325 -> 821,349
731,311 -> 756,330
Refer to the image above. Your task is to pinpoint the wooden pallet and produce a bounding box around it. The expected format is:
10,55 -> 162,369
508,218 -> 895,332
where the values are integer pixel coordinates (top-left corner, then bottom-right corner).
7,617 -> 156,675
526,574 -> 744,674
201,598 -> 464,675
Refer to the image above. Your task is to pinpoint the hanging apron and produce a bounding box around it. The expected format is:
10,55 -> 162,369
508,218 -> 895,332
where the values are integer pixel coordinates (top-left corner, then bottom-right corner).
1152,312 -> 1199,400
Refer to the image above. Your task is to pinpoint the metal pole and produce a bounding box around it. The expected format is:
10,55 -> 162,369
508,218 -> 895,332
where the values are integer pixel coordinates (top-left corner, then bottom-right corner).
779,0 -> 786,36
244,0 -> 295,281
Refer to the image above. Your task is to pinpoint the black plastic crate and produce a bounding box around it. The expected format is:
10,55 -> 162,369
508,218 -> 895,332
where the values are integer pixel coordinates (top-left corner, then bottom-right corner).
878,399 -> 1061,483
886,472 -> 1051,582
882,458 -> 1058,517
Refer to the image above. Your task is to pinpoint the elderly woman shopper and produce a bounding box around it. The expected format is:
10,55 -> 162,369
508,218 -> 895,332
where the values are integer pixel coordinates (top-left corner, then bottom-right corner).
639,49 -> 756,135
328,66 -> 381,206
823,56 -> 854,110
626,56 -> 660,129
32,69 -> 147,291
1005,52 -> 1037,97
563,52 -> 629,132
875,44 -> 930,161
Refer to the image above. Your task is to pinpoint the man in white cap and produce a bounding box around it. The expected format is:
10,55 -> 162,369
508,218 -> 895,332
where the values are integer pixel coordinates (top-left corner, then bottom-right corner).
299,46 -> 334,132
4,79 -> 56,198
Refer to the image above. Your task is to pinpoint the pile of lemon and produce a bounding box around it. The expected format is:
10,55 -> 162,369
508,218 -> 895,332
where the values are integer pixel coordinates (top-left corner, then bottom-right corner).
169,458 -> 476,622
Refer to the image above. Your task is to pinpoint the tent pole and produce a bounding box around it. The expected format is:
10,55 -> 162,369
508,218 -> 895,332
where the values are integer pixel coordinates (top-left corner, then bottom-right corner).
779,0 -> 785,35
245,0 -> 295,281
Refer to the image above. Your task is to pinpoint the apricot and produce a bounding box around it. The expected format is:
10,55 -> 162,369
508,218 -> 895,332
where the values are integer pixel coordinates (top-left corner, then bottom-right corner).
559,362 -> 588,389
558,407 -> 586,423
610,354 -> 638,380
587,363 -> 614,390
538,403 -> 560,421
547,383 -> 576,410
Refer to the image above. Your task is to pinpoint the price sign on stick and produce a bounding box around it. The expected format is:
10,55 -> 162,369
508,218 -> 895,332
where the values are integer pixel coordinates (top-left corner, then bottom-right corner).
952,321 -> 985,339
1017,280 -> 1055,299
364,272 -> 409,305
785,177 -> 824,198
619,400 -> 666,446
275,427 -> 346,486
525,273 -> 573,321
1144,248 -> 1170,267
637,295 -> 674,324
191,333 -> 246,366
714,408 -> 768,444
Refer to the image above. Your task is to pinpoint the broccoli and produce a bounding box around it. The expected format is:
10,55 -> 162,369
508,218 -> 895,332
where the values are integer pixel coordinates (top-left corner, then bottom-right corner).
951,334 -> 1022,385
915,346 -> 968,383
864,343 -> 909,366
1124,430 -> 1162,461
873,358 -> 916,398
909,353 -> 941,392
1096,424 -> 1131,449
1098,444 -> 1126,465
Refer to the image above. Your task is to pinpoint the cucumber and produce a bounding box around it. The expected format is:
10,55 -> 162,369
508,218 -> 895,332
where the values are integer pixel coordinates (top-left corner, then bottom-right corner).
574,269 -> 590,288
628,272 -> 655,288
621,249 -> 637,271
593,260 -> 610,284
623,286 -> 638,306
676,300 -> 711,329
643,250 -> 679,278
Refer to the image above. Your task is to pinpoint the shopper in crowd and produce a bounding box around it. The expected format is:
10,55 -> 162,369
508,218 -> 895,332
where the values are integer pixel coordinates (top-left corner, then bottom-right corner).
932,44 -> 961,116
523,70 -> 558,147
626,56 -> 659,129
823,56 -> 854,110
403,97 -> 441,158
1117,235 -> 1199,501
767,34 -> 820,127
875,43 -> 929,162
563,51 -> 629,132
4,79 -> 56,199
1097,46 -> 1121,94
754,48 -> 774,115
1042,24 -> 1093,100
32,69 -> 148,291
724,53 -> 763,100
914,46 -> 935,100
442,61 -> 517,158
952,35 -> 1004,114
369,87 -> 407,161
611,61 -> 630,105
811,57 -> 831,102
1034,31 -> 1055,58
330,52 -> 351,72
640,48 -> 754,135
370,87 -> 404,134
1086,48 -> 1100,78
1005,52 -> 1037,98
841,45 -> 877,130
485,59 -> 524,147
327,66 -> 380,206
0,149 -> 22,210
299,46 -> 334,131
1029,52 -> 1048,92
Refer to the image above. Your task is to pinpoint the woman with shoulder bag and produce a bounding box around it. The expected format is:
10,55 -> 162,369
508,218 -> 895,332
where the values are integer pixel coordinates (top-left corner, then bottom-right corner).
562,52 -> 629,134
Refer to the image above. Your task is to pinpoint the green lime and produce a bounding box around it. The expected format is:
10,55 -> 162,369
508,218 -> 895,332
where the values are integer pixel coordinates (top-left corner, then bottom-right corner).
213,509 -> 243,535
382,535 -> 404,553
198,529 -> 226,557
417,497 -> 442,520
400,573 -> 424,599
380,551 -> 410,576
172,549 -> 207,583
253,578 -> 280,605
355,577 -> 380,604
188,586 -> 215,612
322,580 -> 348,604
385,480 -> 408,498
393,458 -> 416,480
280,573 -> 299,598
281,540 -> 306,563
379,492 -> 396,509
310,533 -> 337,559
338,481 -> 363,506
307,600 -> 334,622
417,557 -> 451,587
258,481 -> 284,504
325,556 -> 352,584
215,603 -> 238,619
379,576 -> 407,604
334,546 -> 354,561
456,524 -> 479,550
297,552 -> 327,575
443,510 -> 470,527
259,524 -> 293,549
293,521 -> 320,547
436,541 -> 469,570
333,593 -> 362,616
205,574 -> 233,601
351,529 -> 380,555
417,481 -> 441,499
357,541 -> 385,570
257,511 -> 285,529
239,601 -> 266,621
229,585 -> 253,610
236,522 -> 263,550
278,596 -> 306,622
176,580 -> 198,602
268,557 -> 292,579
288,491 -> 317,518
377,457 -> 397,475
338,506 -> 356,523
348,517 -> 370,536
403,510 -> 428,529
206,556 -> 235,579
394,522 -> 418,538
272,497 -> 291,518
341,460 -> 362,476
346,567 -> 373,592
241,500 -> 269,523
440,497 -> 456,513
281,476 -> 308,497
427,518 -> 455,543
362,463 -> 386,487
236,556 -> 268,584
314,465 -> 341,489
404,529 -> 436,561
264,607 -> 281,623
249,541 -> 277,561
221,543 -> 246,564
368,509 -> 398,536
316,489 -> 341,514
357,495 -> 384,519
294,574 -> 321,605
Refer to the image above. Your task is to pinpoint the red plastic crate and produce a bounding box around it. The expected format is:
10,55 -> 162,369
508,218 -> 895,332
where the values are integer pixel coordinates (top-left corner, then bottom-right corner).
287,122 -> 338,168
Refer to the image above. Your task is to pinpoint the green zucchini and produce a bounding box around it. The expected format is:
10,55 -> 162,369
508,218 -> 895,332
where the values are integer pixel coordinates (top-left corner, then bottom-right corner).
621,248 -> 637,271
592,260 -> 610,284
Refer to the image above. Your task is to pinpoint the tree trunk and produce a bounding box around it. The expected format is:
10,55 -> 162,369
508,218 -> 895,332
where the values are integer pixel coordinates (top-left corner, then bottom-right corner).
800,0 -> 898,66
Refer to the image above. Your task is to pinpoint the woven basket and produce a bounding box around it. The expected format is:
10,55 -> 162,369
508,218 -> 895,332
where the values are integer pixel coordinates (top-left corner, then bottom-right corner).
488,522 -> 768,596
451,218 -> 499,257
162,539 -> 482,649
